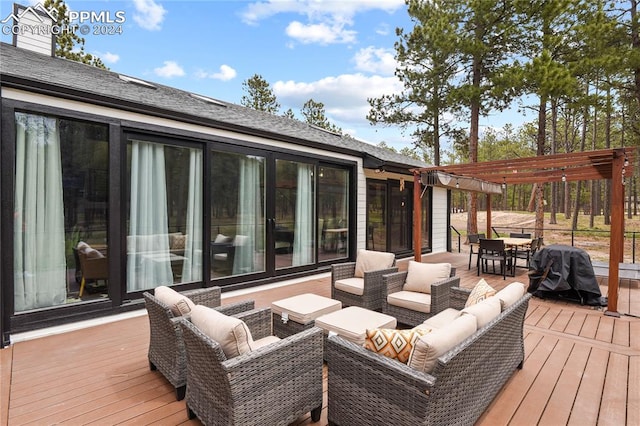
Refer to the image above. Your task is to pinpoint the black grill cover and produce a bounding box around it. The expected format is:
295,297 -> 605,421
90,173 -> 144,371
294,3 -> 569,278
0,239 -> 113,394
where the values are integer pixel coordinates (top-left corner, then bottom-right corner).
529,244 -> 606,306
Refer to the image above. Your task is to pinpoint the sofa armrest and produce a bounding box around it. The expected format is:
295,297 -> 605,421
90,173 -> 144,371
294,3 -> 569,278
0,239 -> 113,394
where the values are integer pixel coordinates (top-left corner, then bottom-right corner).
430,276 -> 461,315
181,287 -> 222,308
450,286 -> 471,310
383,271 -> 408,296
235,307 -> 272,341
216,300 -> 255,316
362,266 -> 399,297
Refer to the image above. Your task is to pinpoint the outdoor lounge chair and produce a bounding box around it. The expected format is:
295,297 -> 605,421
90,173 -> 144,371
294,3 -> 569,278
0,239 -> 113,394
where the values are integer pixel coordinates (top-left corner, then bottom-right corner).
331,249 -> 397,311
178,307 -> 323,425
143,286 -> 254,400
382,262 -> 459,326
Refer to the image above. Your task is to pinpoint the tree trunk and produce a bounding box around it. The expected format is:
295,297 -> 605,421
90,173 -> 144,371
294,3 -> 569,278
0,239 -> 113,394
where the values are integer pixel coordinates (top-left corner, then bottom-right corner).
549,100 -> 558,225
466,53 -> 481,236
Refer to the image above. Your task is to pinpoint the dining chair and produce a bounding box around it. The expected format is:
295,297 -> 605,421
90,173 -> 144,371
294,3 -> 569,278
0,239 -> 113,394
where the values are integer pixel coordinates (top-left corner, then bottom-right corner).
477,238 -> 513,279
467,233 -> 485,270
513,236 -> 537,269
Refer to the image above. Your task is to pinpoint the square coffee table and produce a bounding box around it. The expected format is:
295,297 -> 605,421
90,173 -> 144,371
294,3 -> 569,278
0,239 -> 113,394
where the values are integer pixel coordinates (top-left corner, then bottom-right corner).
271,293 -> 342,339
315,306 -> 397,346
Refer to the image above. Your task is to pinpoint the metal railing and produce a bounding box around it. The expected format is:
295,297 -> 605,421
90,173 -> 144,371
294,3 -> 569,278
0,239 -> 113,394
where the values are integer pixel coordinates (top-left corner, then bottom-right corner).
450,225 -> 637,264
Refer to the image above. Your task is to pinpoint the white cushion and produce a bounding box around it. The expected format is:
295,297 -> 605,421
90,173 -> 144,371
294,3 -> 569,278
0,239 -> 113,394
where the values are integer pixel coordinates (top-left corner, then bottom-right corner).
419,308 -> 461,330
354,249 -> 395,278
334,277 -> 364,296
408,314 -> 477,373
495,282 -> 526,310
461,296 -> 501,328
154,285 -> 195,316
190,305 -> 253,358
387,291 -> 431,314
249,335 -> 281,351
403,261 -> 451,294
271,293 -> 342,323
315,306 -> 397,345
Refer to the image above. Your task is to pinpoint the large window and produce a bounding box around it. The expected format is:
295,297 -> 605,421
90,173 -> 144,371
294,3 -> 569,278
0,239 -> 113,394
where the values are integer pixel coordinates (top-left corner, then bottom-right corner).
318,166 -> 349,262
126,139 -> 203,292
211,151 -> 266,278
13,113 -> 109,311
366,181 -> 387,251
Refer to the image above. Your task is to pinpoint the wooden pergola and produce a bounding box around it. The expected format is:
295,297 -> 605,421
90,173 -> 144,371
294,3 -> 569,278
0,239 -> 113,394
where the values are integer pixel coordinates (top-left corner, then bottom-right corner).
412,147 -> 637,316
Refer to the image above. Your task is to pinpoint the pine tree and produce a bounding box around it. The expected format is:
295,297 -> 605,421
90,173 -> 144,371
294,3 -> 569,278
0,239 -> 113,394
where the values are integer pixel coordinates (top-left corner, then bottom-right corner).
300,99 -> 342,134
44,0 -> 107,69
240,74 -> 281,114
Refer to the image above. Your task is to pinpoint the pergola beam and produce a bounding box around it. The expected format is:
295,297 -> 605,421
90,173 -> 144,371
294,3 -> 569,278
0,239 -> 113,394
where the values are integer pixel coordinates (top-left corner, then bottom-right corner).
413,147 -> 638,316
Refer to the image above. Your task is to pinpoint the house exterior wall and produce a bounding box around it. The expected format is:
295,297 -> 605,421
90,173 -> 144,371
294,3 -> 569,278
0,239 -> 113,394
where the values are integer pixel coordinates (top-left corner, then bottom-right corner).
431,187 -> 449,253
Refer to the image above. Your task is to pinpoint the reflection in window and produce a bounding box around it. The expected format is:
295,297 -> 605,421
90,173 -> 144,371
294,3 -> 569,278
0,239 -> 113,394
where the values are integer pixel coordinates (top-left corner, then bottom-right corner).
211,152 -> 265,278
318,166 -> 349,262
366,181 -> 387,251
126,140 -> 202,292
275,160 -> 316,269
13,112 -> 109,311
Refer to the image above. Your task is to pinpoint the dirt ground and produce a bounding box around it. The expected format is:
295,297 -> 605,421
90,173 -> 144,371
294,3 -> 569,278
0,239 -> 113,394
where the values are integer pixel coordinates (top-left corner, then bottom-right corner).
450,211 -> 640,263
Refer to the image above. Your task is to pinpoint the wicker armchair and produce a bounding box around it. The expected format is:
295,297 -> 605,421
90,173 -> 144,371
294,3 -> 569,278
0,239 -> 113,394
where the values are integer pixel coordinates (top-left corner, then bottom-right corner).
331,249 -> 397,311
382,265 -> 459,327
326,291 -> 532,426
178,308 -> 324,425
143,286 -> 254,400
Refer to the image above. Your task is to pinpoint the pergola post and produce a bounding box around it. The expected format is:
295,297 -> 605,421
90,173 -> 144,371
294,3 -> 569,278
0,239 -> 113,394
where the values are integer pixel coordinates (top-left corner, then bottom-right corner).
414,171 -> 422,262
486,194 -> 492,238
605,149 -> 626,316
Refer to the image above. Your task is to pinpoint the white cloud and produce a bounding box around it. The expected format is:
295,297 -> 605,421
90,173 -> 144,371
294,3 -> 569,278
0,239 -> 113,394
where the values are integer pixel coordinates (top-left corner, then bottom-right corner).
353,47 -> 397,75
241,0 -> 405,25
132,0 -> 166,31
286,21 -> 356,44
154,61 -> 184,78
241,0 -> 405,46
195,65 -> 237,81
273,73 -> 403,126
96,51 -> 120,64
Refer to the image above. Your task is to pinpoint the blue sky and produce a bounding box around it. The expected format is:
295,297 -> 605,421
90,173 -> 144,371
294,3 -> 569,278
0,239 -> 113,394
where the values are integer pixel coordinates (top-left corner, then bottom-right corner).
1,0 -> 531,152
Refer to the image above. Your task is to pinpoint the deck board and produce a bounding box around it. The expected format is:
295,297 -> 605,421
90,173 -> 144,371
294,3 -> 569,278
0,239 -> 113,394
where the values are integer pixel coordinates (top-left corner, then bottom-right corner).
2,251 -> 638,425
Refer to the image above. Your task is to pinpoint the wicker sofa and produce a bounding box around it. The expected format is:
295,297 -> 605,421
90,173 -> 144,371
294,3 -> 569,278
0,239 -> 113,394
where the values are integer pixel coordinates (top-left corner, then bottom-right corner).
143,286 -> 254,400
326,283 -> 532,426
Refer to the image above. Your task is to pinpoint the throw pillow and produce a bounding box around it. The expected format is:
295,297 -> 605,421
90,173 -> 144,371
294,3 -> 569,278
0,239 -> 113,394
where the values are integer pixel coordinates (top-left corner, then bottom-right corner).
465,278 -> 497,308
171,233 -> 187,250
403,261 -> 452,294
154,285 -> 195,316
363,328 -> 431,364
354,249 -> 395,278
190,305 -> 253,359
214,233 -> 230,243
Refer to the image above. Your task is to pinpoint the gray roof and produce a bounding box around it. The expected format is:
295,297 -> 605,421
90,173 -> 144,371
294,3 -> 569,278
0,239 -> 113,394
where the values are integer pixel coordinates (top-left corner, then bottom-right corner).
0,42 -> 427,172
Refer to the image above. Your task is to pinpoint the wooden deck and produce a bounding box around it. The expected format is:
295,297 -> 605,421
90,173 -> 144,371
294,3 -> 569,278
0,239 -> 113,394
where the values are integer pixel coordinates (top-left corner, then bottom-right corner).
1,252 -> 638,425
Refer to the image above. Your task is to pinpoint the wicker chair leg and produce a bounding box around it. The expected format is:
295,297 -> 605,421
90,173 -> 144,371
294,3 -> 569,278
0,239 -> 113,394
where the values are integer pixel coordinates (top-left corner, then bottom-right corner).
518,360 -> 524,369
311,405 -> 322,422
186,404 -> 196,420
175,385 -> 186,401
149,360 -> 156,371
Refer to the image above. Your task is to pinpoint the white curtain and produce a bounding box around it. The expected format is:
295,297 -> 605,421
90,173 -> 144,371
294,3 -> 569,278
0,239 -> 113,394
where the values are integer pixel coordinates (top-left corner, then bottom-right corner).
293,163 -> 314,266
181,148 -> 203,282
234,156 -> 262,275
14,113 -> 67,311
127,140 -> 172,291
